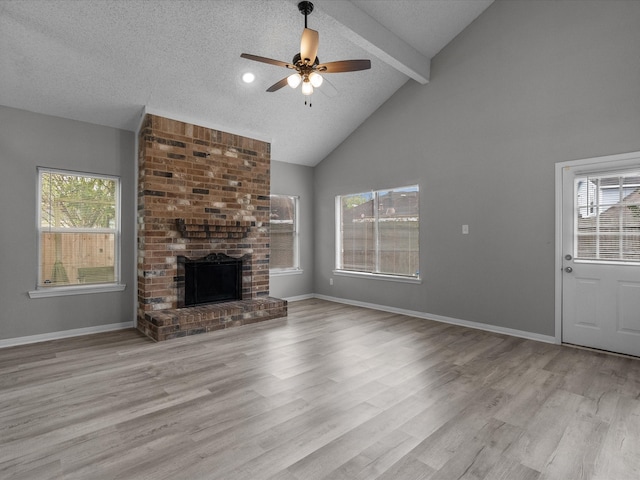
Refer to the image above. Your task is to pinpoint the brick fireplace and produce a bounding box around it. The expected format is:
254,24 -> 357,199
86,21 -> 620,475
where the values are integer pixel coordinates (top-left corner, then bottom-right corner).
136,114 -> 286,341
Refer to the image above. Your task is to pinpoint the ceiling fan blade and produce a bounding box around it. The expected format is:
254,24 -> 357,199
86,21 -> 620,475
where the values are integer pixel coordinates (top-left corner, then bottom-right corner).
266,77 -> 290,92
300,28 -> 319,65
241,53 -> 291,69
317,59 -> 371,73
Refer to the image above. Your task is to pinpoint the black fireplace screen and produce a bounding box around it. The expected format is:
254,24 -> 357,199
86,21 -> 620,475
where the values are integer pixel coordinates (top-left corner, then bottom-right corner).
179,254 -> 242,307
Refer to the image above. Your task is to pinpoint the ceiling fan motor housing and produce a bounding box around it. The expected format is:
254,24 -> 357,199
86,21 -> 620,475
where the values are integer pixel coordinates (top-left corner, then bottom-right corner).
292,53 -> 319,68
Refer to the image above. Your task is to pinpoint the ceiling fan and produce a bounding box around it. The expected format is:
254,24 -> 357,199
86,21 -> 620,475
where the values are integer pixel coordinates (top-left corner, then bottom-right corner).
240,1 -> 371,104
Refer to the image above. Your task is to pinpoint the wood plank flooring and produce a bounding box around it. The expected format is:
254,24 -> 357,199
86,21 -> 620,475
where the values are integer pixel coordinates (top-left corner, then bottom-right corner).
1,298 -> 639,479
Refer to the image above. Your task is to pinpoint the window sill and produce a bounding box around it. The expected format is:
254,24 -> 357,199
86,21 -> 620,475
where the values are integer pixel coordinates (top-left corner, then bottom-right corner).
270,269 -> 304,277
333,270 -> 422,284
28,283 -> 126,299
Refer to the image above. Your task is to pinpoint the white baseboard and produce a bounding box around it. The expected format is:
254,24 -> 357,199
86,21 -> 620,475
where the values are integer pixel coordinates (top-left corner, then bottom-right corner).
0,322 -> 134,349
282,293 -> 316,302
310,294 -> 558,345
2,295 -> 557,348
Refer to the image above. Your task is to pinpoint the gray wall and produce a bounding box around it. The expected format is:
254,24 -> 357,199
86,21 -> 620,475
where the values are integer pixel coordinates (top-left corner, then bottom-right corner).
313,0 -> 640,336
270,160 -> 315,299
0,106 -> 135,340
3,0 -> 640,342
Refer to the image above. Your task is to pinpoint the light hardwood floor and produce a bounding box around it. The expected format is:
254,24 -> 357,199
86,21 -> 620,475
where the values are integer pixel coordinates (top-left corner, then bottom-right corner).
1,299 -> 639,479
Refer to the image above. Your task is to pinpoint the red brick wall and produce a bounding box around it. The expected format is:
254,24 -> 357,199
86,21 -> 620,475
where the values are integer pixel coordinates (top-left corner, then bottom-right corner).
137,114 -> 271,328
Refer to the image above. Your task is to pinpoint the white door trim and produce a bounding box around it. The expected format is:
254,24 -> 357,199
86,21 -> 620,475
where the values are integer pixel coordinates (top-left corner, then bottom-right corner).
555,150 -> 640,345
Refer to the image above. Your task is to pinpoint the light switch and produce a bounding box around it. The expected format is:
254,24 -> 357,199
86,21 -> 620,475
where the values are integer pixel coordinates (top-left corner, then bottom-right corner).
462,225 -> 469,234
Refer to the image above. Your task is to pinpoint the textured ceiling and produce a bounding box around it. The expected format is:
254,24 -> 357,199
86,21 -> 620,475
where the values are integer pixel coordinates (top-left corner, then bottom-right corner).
0,0 -> 493,166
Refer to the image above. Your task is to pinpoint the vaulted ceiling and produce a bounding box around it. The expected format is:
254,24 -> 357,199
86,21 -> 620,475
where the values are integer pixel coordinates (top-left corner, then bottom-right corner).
0,0 -> 493,166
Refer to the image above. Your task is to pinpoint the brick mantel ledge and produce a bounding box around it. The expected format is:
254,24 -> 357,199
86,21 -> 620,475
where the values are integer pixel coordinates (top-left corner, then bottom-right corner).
175,218 -> 255,239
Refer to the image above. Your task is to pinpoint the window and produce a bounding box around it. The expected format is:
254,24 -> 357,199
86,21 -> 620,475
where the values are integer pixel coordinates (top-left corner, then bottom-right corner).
36,168 -> 120,288
270,194 -> 300,272
575,171 -> 640,263
336,185 -> 419,278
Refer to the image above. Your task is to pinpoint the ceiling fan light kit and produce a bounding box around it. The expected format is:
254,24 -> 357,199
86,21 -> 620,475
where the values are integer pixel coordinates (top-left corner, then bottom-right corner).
240,1 -> 371,106
309,71 -> 323,87
301,78 -> 314,96
287,73 -> 302,88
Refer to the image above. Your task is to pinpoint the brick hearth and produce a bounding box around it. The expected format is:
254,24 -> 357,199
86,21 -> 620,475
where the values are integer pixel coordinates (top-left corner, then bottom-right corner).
136,114 -> 286,341
143,297 -> 287,341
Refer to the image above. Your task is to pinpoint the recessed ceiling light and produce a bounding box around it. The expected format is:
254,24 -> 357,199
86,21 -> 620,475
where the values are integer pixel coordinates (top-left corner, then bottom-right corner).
242,72 -> 255,84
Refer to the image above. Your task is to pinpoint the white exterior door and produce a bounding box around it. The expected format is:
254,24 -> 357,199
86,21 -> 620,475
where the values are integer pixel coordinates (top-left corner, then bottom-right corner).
561,155 -> 640,357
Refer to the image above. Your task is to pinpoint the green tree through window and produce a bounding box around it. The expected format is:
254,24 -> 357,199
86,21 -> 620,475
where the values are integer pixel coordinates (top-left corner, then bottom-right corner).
38,169 -> 120,287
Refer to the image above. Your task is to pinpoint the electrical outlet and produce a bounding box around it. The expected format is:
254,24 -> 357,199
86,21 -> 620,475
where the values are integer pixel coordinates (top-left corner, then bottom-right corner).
329,278 -> 333,286
462,224 -> 469,234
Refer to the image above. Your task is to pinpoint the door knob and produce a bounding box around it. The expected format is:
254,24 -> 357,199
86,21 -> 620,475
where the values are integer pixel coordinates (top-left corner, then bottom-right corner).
565,266 -> 573,273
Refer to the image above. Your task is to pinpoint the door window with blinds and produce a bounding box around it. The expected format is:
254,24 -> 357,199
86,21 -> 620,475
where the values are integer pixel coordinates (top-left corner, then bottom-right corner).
37,168 -> 120,287
269,195 -> 300,272
336,185 -> 419,278
574,171 -> 640,263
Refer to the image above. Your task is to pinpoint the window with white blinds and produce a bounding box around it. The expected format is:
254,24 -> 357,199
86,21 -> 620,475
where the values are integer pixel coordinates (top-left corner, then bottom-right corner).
336,185 -> 419,278
575,171 -> 640,263
37,168 -> 120,287
269,194 -> 300,271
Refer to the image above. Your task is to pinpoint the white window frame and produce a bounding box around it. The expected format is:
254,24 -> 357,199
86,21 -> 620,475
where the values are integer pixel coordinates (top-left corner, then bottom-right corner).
334,185 -> 421,284
29,167 -> 125,298
269,194 -> 302,275
573,168 -> 640,265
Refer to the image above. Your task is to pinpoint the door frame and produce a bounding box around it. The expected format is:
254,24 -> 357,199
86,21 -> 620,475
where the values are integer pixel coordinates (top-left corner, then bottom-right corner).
554,150 -> 640,345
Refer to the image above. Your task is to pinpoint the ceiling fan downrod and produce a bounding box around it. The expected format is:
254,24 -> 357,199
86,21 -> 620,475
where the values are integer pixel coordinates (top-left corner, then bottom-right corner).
298,1 -> 314,28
